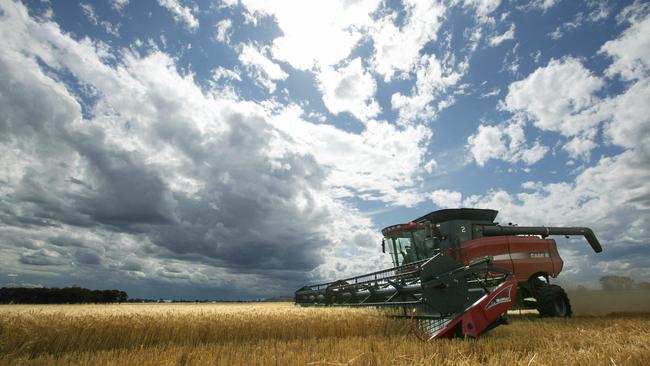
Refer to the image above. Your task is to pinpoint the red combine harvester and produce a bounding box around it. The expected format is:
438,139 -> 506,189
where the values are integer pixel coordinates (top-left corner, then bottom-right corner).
295,208 -> 602,340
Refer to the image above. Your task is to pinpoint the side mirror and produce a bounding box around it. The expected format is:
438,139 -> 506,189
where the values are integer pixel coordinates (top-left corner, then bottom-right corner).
381,238 -> 386,253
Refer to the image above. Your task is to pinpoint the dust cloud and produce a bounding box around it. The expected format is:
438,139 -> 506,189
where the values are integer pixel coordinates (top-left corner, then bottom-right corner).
567,289 -> 650,316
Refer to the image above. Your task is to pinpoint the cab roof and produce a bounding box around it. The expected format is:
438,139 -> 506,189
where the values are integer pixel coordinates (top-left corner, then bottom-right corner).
381,208 -> 499,236
414,208 -> 498,224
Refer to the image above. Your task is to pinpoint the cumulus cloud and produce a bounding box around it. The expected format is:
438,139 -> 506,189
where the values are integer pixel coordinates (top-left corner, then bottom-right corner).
157,0 -> 199,31
602,79 -> 650,153
235,0 -> 481,126
0,1 -> 366,297
370,1 -> 446,81
464,4 -> 650,284
317,58 -> 380,121
601,3 -> 650,81
467,120 -> 549,166
599,5 -> 650,158
391,53 -> 464,123
495,6 -> 650,162
212,66 -> 241,83
269,105 -> 432,207
504,58 -> 605,135
461,0 -> 501,22
214,18 -> 232,44
0,1 -> 436,297
238,43 -> 288,93
429,189 -> 462,208
237,0 -> 380,70
501,57 -> 606,159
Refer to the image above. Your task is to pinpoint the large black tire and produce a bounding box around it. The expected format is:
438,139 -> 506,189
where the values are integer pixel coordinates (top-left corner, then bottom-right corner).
535,284 -> 572,317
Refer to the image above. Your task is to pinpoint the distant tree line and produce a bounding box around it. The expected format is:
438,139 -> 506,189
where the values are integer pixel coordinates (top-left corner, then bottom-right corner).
0,287 -> 128,304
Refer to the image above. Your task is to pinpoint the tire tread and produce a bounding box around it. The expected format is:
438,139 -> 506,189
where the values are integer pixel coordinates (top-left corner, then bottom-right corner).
536,284 -> 572,317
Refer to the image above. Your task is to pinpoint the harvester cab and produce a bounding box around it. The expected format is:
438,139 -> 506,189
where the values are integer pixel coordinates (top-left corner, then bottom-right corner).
381,209 -> 498,265
295,208 -> 603,340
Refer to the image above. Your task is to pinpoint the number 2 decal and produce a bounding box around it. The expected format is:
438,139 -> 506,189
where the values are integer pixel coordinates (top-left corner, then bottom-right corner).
460,226 -> 466,233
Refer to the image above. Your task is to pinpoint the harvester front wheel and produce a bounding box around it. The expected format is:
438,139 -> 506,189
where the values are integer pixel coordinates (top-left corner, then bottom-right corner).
535,284 -> 572,317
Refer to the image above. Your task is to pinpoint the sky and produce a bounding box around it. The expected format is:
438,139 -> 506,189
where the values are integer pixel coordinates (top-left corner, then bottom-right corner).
0,0 -> 648,300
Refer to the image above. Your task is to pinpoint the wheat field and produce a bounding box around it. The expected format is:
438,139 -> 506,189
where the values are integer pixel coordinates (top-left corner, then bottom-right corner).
0,302 -> 648,365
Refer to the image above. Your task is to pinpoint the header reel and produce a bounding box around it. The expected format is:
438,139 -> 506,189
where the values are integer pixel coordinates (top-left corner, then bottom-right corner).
296,254 -> 516,340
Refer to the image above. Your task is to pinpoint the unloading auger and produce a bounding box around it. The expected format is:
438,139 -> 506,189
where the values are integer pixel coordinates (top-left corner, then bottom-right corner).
295,208 -> 603,340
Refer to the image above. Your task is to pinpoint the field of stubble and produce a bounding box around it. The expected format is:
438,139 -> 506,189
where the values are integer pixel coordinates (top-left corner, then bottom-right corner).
0,301 -> 649,365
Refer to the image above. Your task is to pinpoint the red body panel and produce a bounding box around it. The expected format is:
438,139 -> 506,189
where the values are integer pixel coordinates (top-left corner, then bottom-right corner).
460,236 -> 564,282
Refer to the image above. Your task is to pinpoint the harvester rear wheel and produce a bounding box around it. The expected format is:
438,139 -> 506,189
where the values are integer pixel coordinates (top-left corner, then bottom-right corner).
535,284 -> 572,317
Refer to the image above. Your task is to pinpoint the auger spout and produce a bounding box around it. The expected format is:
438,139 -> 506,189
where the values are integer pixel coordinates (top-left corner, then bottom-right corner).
480,225 -> 602,253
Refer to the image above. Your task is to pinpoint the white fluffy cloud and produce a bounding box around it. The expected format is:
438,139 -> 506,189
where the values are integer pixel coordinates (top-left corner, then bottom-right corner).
238,44 -> 288,93
236,0 -> 479,126
603,79 -> 650,152
214,18 -> 232,43
317,58 -> 380,121
601,3 -> 650,81
598,5 -> 650,156
370,1 -> 446,81
504,58 -> 605,136
461,0 -> 501,22
158,0 -> 199,31
495,5 -> 650,162
269,105 -> 431,207
467,120 -> 549,166
238,0 -> 381,70
489,23 -> 515,46
212,66 -> 241,83
429,189 -> 462,208
499,58 -> 606,159
391,53 -> 464,123
463,3 -> 650,283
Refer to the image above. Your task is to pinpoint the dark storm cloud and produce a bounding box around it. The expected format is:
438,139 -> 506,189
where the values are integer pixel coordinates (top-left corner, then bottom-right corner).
19,249 -> 67,266
74,249 -> 102,265
120,258 -> 143,272
69,132 -> 177,227
49,235 -> 86,248
5,237 -> 41,250
127,112 -> 331,272
0,1 -> 338,298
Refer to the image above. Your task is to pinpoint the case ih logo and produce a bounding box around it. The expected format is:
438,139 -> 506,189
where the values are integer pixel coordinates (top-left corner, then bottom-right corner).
485,284 -> 514,311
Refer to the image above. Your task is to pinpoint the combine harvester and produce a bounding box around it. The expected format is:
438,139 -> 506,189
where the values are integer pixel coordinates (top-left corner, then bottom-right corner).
295,208 -> 602,340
